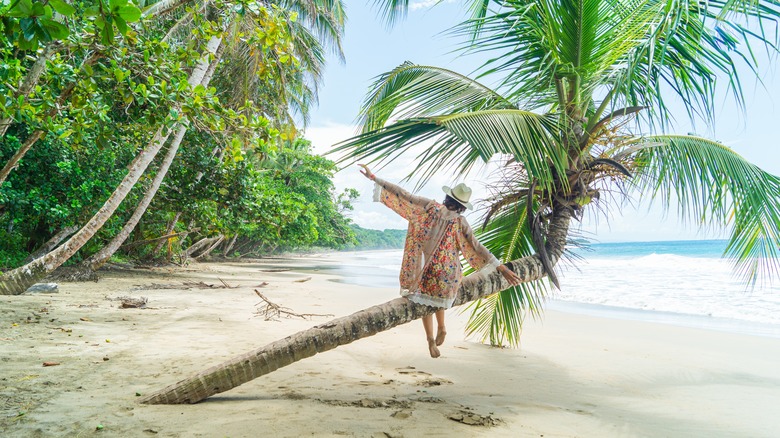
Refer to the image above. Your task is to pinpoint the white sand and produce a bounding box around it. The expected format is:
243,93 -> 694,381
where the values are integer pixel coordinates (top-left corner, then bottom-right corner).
2,255 -> 779,437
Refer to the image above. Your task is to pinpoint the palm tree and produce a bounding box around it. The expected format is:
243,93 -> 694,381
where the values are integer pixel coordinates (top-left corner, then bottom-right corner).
0,34 -> 224,295
334,0 -> 780,345
139,0 -> 780,404
77,0 -> 346,274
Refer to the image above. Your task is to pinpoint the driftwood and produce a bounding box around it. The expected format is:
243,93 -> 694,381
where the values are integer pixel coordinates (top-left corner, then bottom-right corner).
253,290 -> 333,321
119,296 -> 148,309
222,235 -> 238,256
134,279 -> 235,291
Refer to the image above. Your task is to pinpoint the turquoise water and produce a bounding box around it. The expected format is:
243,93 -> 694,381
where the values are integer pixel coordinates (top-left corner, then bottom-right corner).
328,239 -> 780,334
580,239 -> 729,259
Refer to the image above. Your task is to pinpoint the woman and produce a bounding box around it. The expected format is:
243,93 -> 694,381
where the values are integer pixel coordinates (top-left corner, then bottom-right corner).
359,164 -> 522,358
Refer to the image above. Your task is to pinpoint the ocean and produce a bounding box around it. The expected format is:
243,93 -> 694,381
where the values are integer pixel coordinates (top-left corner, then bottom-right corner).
326,240 -> 780,337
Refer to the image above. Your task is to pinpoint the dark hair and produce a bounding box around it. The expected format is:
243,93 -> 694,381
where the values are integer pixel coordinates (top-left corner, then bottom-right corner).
443,195 -> 467,214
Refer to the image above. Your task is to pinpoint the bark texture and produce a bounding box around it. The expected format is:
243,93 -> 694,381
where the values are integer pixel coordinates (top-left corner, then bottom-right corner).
80,124 -> 190,272
24,225 -> 79,263
0,131 -> 44,184
140,206 -> 571,404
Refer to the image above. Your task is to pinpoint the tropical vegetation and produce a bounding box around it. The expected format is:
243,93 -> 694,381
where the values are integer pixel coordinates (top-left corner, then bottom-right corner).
0,0 -> 367,291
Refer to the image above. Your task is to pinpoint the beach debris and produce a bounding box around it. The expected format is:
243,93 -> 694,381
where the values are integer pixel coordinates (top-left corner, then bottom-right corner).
261,268 -> 290,272
42,362 -> 61,367
143,429 -> 159,434
256,282 -> 269,288
217,278 -> 237,288
254,290 -> 333,321
293,277 -> 312,283
419,377 -> 453,387
448,410 -> 503,427
391,410 -> 413,419
316,397 -> 413,410
416,396 -> 445,403
116,296 -> 148,309
25,283 -> 59,294
132,281 -> 232,291
374,433 -> 402,438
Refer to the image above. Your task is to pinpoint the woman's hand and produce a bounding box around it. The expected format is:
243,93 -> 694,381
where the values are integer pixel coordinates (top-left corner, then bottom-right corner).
358,164 -> 375,180
497,264 -> 523,286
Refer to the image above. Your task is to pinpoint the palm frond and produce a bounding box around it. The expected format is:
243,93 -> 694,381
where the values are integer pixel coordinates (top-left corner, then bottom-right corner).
627,135 -> 780,285
463,197 -> 549,347
333,110 -> 567,190
278,0 -> 347,60
359,62 -> 516,133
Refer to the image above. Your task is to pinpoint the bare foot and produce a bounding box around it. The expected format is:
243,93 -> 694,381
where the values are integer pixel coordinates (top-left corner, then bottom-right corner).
435,327 -> 447,346
427,338 -> 441,358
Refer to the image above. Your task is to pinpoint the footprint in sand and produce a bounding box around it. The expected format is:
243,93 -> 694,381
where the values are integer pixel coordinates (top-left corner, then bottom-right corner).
394,366 -> 431,377
395,366 -> 451,387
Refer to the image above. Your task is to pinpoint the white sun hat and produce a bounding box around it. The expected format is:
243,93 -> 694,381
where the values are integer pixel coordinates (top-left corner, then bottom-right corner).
442,183 -> 474,210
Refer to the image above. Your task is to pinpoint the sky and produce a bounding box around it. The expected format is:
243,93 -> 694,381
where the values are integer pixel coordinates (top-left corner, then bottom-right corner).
304,1 -> 780,242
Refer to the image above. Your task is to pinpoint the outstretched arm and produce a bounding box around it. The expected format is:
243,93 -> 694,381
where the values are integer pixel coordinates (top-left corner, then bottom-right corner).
458,218 -> 522,285
359,164 -> 432,220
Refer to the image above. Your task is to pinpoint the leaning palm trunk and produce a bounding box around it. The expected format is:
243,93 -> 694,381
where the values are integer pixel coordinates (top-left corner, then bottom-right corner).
77,42 -> 223,275
0,131 -> 45,184
139,205 -> 570,404
23,225 -> 79,263
0,36 -> 223,296
0,42 -> 61,137
79,124 -> 190,274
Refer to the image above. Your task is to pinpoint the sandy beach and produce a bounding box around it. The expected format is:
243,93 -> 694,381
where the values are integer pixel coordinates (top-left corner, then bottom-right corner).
2,254 -> 779,437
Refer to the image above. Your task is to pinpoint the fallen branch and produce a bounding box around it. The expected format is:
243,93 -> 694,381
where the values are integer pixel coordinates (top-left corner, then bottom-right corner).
253,290 -> 333,321
117,296 -> 148,308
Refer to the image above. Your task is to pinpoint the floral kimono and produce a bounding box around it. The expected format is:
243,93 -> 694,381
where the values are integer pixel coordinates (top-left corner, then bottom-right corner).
373,178 -> 501,308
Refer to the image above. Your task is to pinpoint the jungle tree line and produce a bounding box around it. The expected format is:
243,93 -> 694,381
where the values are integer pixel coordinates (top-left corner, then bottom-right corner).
0,0 -> 357,292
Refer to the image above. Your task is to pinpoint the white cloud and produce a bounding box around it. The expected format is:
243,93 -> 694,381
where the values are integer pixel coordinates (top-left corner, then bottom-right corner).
409,0 -> 456,11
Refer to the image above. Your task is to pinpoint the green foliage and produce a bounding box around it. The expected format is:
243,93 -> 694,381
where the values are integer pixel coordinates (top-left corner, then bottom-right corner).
1,0 -> 139,51
0,0 -> 350,269
344,225 -> 406,250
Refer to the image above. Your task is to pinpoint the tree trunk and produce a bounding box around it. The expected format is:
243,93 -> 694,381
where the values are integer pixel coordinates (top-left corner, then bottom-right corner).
23,225 -> 79,263
0,36 -> 223,296
140,206 -> 571,404
182,237 -> 212,258
153,212 -> 183,255
0,42 -> 61,137
222,234 -> 238,257
0,131 -> 44,184
80,124 -> 190,272
193,234 -> 224,260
